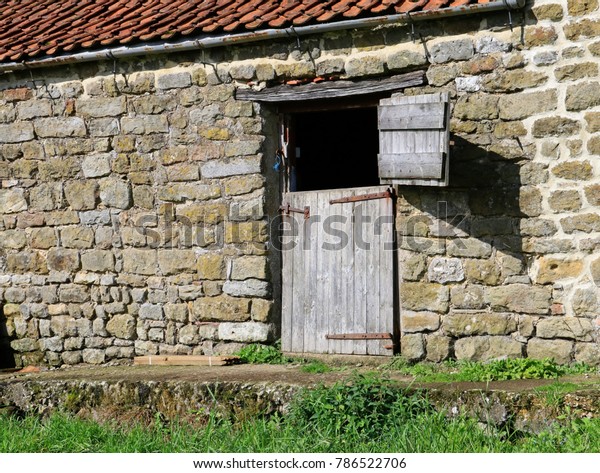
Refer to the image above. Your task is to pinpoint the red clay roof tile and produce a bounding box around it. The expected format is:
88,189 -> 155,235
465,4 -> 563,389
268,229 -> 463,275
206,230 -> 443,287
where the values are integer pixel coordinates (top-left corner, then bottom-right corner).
0,0 -> 489,63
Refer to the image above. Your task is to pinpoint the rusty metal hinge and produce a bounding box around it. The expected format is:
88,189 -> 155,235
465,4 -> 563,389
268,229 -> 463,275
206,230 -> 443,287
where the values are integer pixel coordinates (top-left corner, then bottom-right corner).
325,332 -> 392,340
329,189 -> 393,205
279,203 -> 310,219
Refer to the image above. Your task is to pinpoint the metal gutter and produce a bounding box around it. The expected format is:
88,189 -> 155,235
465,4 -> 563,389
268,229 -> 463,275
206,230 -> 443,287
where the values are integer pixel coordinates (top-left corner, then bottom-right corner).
0,0 -> 526,73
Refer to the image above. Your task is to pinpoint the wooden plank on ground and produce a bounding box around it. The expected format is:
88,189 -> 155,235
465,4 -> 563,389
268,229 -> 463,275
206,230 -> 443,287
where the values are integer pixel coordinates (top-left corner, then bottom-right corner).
134,355 -> 241,366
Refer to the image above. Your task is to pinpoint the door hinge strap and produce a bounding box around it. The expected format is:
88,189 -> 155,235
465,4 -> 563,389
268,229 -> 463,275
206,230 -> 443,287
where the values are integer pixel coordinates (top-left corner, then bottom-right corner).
280,203 -> 310,219
329,189 -> 392,205
326,332 -> 392,340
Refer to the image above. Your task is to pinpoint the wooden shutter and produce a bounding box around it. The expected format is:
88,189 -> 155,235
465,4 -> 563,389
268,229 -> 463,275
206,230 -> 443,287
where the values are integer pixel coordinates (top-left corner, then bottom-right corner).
378,92 -> 450,187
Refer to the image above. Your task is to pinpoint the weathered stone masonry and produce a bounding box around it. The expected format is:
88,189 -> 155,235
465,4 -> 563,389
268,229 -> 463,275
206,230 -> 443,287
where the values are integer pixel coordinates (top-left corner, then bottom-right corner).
1,0 -> 599,366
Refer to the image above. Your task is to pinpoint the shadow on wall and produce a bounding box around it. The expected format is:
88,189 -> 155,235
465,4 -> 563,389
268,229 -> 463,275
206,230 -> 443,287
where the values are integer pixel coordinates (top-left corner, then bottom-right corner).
397,134 -> 531,281
0,305 -> 16,369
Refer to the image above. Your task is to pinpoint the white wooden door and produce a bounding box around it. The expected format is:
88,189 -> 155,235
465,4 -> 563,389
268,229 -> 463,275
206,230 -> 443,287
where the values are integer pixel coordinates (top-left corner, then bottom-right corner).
281,186 -> 395,355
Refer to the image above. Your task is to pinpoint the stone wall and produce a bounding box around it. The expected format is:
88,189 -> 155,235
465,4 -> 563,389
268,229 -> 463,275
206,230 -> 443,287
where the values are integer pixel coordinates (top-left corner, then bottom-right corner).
0,0 -> 599,366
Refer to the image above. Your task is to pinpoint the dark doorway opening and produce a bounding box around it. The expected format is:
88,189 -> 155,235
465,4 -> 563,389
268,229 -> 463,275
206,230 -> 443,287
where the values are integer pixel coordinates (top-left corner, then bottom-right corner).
291,107 -> 379,192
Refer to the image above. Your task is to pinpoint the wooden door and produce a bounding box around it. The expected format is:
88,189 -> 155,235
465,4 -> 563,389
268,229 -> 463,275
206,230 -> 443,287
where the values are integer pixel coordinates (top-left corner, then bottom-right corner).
280,186 -> 395,355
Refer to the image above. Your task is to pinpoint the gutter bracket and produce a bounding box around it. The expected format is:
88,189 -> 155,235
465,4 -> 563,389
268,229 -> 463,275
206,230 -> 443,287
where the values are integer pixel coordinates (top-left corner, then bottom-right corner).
406,12 -> 416,43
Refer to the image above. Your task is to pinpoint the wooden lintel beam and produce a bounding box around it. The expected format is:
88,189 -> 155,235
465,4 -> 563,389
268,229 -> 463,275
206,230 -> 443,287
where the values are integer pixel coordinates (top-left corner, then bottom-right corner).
235,71 -> 426,103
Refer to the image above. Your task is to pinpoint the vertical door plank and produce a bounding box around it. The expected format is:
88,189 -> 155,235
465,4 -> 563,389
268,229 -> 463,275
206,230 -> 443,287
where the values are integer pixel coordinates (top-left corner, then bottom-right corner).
303,191 -> 319,354
378,194 -> 395,355
352,197 -> 368,355
365,188 -> 381,355
290,193 -> 305,353
315,190 -> 332,353
280,192 -> 294,352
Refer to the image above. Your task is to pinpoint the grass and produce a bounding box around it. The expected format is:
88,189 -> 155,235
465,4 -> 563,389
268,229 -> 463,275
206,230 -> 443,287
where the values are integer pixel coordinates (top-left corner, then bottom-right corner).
381,357 -> 598,383
1,373 -> 599,453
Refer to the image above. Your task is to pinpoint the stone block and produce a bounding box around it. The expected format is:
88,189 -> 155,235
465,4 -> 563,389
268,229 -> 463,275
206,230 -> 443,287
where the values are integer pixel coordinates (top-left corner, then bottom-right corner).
400,334 -> 425,361
218,322 -> 273,343
158,250 -> 197,275
498,89 -> 557,120
0,123 -> 34,143
82,154 -> 111,177
567,0 -> 598,16
177,203 -> 227,225
178,285 -> 204,300
139,304 -> 163,320
447,239 -> 492,258
47,248 -> 80,272
455,336 -> 523,361
81,250 -> 114,272
555,62 -> 598,82
400,282 -> 449,313
64,181 -> 98,211
427,257 -> 464,284
59,284 -> 88,303
453,94 -> 499,120
231,256 -> 268,281
192,295 -> 251,322
585,112 -> 600,133
561,213 -> 600,233
34,117 -> 86,137
99,178 -> 132,209
548,190 -> 582,213
29,228 -> 57,249
76,96 -> 126,117
450,285 -> 486,309
527,338 -> 572,364
443,313 -> 517,337
156,71 -> 192,89
532,3 -> 564,20
565,81 -> 600,111
483,70 -> 547,92
401,311 -> 440,333
164,304 -> 189,322
0,189 -> 28,213
487,284 -> 551,315
82,348 -> 105,364
89,118 -> 120,137
571,286 -> 600,317
387,50 -> 427,71
223,279 -> 270,298
551,161 -> 593,181
425,335 -> 451,362
16,99 -> 52,119
30,183 -> 62,211
61,227 -> 95,249
430,39 -> 473,63
592,258 -> 600,286
535,257 -> 583,284
537,317 -> 594,342
224,221 -> 268,243
574,343 -> 600,366
532,117 -> 580,137
106,314 -> 136,339
121,115 -> 168,134
201,157 -> 261,178
165,163 -> 200,182
251,299 -> 272,322
123,249 -> 157,275
0,230 -> 27,249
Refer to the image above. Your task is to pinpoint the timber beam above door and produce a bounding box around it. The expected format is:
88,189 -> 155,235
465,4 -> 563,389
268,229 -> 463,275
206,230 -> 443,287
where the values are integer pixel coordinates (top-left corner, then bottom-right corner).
236,71 -> 425,103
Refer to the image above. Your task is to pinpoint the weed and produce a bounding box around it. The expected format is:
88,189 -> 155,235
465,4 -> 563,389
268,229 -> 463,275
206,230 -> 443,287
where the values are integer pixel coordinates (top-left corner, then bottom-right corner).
299,360 -> 332,374
236,342 -> 290,364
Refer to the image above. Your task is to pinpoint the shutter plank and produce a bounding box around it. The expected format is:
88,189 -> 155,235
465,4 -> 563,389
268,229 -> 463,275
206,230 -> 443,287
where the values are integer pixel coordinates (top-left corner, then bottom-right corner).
378,103 -> 446,130
378,153 -> 444,179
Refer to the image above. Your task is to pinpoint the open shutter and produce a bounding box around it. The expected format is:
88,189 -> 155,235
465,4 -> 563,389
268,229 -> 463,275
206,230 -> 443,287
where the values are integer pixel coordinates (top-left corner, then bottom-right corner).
378,92 -> 450,187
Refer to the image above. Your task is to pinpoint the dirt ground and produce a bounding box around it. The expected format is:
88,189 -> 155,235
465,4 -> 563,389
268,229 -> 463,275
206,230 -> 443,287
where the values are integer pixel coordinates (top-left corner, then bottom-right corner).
2,361 -> 599,393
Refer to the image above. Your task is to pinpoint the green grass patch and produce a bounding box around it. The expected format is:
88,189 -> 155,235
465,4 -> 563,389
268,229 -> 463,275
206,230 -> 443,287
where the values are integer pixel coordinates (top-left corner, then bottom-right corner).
236,342 -> 291,365
299,360 -> 333,374
382,357 -> 597,383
